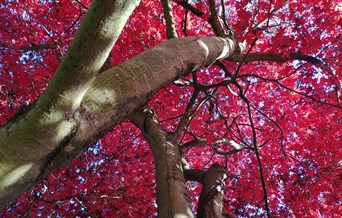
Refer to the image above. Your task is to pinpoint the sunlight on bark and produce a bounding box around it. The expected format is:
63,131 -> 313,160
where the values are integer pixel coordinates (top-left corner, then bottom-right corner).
0,163 -> 34,188
175,209 -> 195,218
55,120 -> 75,142
84,87 -> 118,106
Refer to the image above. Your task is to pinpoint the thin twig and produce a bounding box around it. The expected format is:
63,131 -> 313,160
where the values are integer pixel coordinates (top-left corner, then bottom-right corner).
208,0 -> 225,36
74,0 -> 88,10
238,71 -> 341,109
235,81 -> 271,217
182,0 -> 189,36
175,1 -> 205,17
174,89 -> 200,138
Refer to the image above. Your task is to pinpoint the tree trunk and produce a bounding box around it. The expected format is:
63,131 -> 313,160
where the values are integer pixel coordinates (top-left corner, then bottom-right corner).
197,163 -> 228,218
0,0 -> 239,209
129,108 -> 194,217
184,163 -> 230,218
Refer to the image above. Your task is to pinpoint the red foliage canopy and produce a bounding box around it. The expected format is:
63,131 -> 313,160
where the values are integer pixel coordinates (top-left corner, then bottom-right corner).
0,0 -> 341,217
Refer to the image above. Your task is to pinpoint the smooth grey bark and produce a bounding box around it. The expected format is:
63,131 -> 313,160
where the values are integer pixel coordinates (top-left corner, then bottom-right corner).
129,109 -> 194,217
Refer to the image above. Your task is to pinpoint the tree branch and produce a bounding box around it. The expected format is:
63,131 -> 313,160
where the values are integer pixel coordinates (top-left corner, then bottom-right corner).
128,108 -> 194,217
20,43 -> 56,51
234,82 -> 271,218
174,1 -> 205,17
180,137 -> 247,155
174,89 -> 199,138
161,0 -> 178,39
229,52 -> 321,64
0,0 -> 142,208
36,0 -> 141,112
74,0 -> 88,10
197,163 -> 228,218
208,0 -> 225,36
238,73 -> 341,109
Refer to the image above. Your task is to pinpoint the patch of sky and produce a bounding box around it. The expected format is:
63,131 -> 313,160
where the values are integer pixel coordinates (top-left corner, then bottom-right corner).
219,95 -> 229,102
0,1 -> 16,9
19,51 -> 44,65
318,192 -> 330,204
276,201 -> 289,212
213,111 -> 220,119
88,159 -> 104,169
87,146 -> 98,155
278,179 -> 285,192
258,101 -> 264,108
77,175 -> 85,184
38,0 -> 54,4
21,10 -> 30,21
245,204 -> 265,217
69,198 -> 75,205
312,66 -> 328,84
46,210 -> 58,218
87,142 -> 101,155
288,170 -> 294,177
240,158 -> 252,169
294,80 -> 302,88
244,0 -> 256,13
245,137 -> 253,146
293,60 -> 304,69
247,77 -> 258,84
37,210 -> 43,217
180,94 -> 186,101
292,131 -> 298,138
188,0 -> 201,3
308,162 -> 315,170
